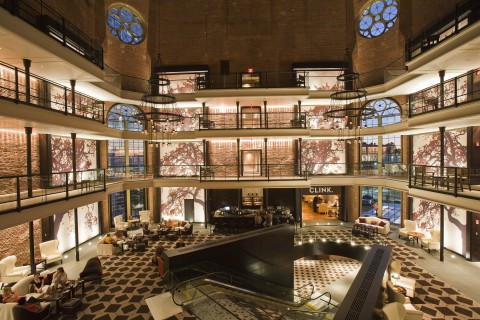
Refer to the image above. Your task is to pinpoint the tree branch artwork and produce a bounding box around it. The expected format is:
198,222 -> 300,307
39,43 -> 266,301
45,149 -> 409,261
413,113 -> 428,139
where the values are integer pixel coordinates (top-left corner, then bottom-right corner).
302,140 -> 346,174
160,142 -> 203,176
445,206 -> 467,255
412,198 -> 440,230
161,187 -> 204,220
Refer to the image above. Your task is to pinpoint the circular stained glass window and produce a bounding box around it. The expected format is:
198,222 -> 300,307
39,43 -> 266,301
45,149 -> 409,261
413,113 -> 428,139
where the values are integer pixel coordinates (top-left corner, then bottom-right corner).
106,4 -> 145,45
358,0 -> 398,38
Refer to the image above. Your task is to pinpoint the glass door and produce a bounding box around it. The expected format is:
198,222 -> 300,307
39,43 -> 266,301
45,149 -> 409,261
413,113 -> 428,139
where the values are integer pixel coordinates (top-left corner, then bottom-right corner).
241,106 -> 262,128
241,150 -> 262,176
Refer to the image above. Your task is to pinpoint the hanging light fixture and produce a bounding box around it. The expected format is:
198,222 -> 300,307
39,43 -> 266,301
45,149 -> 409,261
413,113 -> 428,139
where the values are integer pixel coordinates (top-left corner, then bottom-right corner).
325,48 -> 375,143
134,54 -> 184,147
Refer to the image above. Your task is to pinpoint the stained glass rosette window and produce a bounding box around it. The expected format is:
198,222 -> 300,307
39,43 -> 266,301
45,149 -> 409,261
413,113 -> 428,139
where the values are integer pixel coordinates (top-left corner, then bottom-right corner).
358,0 -> 398,38
107,5 -> 145,45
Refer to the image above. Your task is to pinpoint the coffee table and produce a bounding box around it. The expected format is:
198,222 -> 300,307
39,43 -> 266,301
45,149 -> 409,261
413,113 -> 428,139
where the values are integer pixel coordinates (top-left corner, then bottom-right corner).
407,231 -> 424,244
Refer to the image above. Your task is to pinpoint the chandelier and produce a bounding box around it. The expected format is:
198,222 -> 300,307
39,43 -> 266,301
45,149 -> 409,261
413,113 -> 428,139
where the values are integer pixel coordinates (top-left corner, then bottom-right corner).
324,48 -> 374,144
134,56 -> 184,147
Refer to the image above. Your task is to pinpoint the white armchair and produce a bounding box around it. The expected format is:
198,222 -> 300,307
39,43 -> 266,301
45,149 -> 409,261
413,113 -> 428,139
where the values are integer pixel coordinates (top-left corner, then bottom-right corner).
0,255 -> 30,283
399,220 -> 418,239
382,302 -> 423,320
421,229 -> 441,253
114,215 -> 129,231
389,260 -> 416,297
39,239 -> 63,266
139,210 -> 151,225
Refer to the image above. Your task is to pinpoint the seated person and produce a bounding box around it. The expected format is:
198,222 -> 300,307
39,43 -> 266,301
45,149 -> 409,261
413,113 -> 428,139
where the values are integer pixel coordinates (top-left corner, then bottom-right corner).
175,239 -> 186,248
30,272 -> 47,294
2,287 -> 21,303
104,233 -> 117,244
263,212 -> 273,227
254,212 -> 263,227
152,244 -> 165,266
50,267 -> 68,291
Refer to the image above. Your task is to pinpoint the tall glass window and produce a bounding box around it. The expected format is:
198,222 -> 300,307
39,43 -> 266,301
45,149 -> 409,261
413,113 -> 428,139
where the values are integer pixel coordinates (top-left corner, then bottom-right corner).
382,188 -> 401,226
130,189 -> 146,218
361,136 -> 378,171
110,191 -> 126,228
361,186 -> 378,217
382,135 -> 401,163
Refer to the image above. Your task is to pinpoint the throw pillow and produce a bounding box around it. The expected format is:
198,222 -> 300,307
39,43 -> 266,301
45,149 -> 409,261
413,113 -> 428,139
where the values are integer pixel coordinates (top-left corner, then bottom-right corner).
370,220 -> 378,225
181,221 -> 187,227
379,221 -> 387,227
359,217 -> 366,223
44,273 -> 53,285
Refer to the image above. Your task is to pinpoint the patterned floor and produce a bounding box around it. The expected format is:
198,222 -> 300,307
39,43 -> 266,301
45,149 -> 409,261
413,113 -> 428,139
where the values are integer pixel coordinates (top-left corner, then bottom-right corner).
62,227 -> 480,320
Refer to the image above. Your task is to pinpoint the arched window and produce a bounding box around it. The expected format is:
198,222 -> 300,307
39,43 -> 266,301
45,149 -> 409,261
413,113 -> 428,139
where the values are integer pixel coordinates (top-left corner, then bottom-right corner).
362,98 -> 401,127
106,4 -> 145,45
107,104 -> 143,132
358,0 -> 398,38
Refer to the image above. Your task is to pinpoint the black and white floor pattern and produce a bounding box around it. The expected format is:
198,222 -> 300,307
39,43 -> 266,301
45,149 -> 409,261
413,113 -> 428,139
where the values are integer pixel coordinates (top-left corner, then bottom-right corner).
66,228 -> 479,320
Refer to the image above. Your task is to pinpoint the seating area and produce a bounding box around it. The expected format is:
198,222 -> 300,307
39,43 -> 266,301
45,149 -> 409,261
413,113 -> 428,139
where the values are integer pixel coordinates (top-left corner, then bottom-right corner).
420,229 -> 441,253
398,220 -> 419,239
388,260 -> 416,298
354,216 -> 390,234
0,256 -> 30,284
39,240 -> 63,266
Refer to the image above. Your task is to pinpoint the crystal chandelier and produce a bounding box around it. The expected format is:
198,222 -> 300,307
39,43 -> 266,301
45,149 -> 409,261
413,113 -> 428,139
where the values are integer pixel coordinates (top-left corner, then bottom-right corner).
134,55 -> 184,147
324,48 -> 375,144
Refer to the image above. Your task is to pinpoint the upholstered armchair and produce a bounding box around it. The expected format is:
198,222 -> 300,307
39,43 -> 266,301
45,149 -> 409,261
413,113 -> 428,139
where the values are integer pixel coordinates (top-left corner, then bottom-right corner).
398,220 -> 418,239
113,215 -> 129,231
0,255 -> 30,283
382,302 -> 423,320
421,229 -> 441,253
180,223 -> 193,237
386,280 -> 421,316
139,210 -> 151,226
79,257 -> 102,284
39,239 -> 63,266
388,261 -> 416,298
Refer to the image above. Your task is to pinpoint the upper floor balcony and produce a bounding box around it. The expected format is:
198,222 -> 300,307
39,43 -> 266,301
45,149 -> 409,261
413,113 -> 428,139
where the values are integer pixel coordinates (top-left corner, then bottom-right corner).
0,0 -> 104,69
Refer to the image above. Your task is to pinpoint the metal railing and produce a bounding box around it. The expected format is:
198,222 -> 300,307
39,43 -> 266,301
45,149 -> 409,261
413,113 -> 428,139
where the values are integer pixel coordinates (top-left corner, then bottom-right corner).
0,0 -> 104,68
0,169 -> 105,214
409,165 -> 480,198
406,0 -> 480,61
0,61 -> 105,122
409,67 -> 480,116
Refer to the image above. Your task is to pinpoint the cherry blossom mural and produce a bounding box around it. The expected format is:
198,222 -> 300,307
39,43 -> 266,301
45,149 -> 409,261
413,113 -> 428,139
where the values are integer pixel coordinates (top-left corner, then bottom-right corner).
302,105 -> 335,129
178,107 -> 201,131
412,129 -> 467,166
159,142 -> 203,176
301,140 -> 346,174
160,187 -> 205,222
412,198 -> 440,230
166,74 -> 196,94
50,136 -> 97,185
54,202 -> 99,253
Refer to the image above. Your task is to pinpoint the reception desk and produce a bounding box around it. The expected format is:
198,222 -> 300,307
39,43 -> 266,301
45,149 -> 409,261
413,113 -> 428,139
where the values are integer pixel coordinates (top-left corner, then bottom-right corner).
211,210 -> 291,233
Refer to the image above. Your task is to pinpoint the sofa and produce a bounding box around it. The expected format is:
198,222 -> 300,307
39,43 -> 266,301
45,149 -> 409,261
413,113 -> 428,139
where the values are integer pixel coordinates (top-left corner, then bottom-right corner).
97,234 -> 118,256
354,216 -> 390,234
0,256 -> 30,284
0,271 -> 51,320
386,280 -> 422,318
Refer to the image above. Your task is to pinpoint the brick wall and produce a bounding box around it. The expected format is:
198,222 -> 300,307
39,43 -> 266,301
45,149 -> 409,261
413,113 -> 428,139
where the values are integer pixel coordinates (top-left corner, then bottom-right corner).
0,131 -> 40,194
0,220 -> 42,264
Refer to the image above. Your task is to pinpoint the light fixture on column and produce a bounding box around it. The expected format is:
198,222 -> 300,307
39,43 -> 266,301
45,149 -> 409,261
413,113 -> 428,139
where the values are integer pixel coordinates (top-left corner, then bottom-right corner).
134,54 -> 184,147
324,48 -> 375,143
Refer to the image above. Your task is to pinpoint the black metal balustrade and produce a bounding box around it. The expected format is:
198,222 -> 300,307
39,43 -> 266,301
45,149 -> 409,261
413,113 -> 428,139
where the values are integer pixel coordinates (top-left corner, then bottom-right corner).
409,67 -> 480,116
198,111 -> 307,130
0,169 -> 106,214
195,71 -> 308,90
406,0 -> 480,61
0,0 -> 104,68
0,61 -> 105,122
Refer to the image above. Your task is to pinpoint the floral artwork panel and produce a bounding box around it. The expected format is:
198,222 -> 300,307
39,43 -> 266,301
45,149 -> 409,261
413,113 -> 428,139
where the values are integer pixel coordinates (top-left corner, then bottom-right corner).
160,187 -> 205,222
